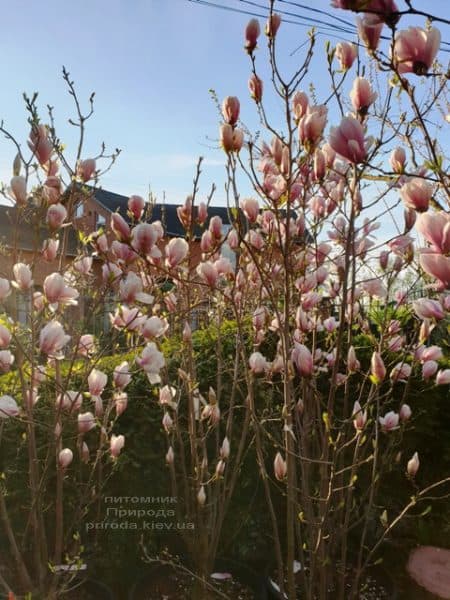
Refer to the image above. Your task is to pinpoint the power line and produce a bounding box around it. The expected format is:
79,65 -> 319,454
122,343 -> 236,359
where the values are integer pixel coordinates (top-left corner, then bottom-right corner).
188,0 -> 450,52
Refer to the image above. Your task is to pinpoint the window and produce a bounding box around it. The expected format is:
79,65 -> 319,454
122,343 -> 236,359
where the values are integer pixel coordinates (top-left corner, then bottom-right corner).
95,213 -> 106,229
74,202 -> 84,218
220,224 -> 236,269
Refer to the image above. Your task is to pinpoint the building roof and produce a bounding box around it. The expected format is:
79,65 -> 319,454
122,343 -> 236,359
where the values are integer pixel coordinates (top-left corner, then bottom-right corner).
92,187 -> 233,237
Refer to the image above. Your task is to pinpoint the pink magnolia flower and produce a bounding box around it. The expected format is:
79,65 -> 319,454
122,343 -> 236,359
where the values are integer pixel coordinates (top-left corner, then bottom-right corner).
136,342 -> 165,384
390,362 -> 412,383
58,448 -> 73,469
46,203 -> 67,230
393,27 -> 441,75
0,395 -> 19,418
39,321 -> 70,356
0,278 -> 11,301
292,91 -> 309,122
415,212 -> 450,254
335,42 -> 357,70
413,299 -> 445,320
111,213 -> 131,242
352,401 -> 367,431
248,74 -> 263,103
88,369 -> 107,397
350,77 -> 377,114
329,116 -> 367,164
76,158 -> 96,182
390,147 -> 407,173
400,178 -> 433,213
240,197 -> 259,222
274,452 -> 287,481
422,360 -> 439,379
357,14 -> 383,52
298,105 -> 328,149
10,176 -> 27,205
249,351 -> 269,374
113,361 -> 132,389
245,18 -> 260,53
379,411 -> 399,432
43,176 -> 62,205
119,272 -> 154,305
420,253 -> 450,289
159,385 -> 177,409
110,434 -> 125,459
28,124 -> 53,165
436,369 -> 450,385
292,343 -> 313,377
73,256 -> 93,274
12,263 -> 33,291
131,223 -> 158,254
0,325 -> 11,348
407,452 -> 420,477
222,96 -> 240,126
165,238 -> 189,268
128,195 -> 145,220
78,412 -> 96,433
56,390 -> 82,412
43,273 -> 79,306
421,345 -> 443,362
141,316 -> 169,340
197,262 -> 219,287
102,262 -> 122,284
220,124 -> 244,153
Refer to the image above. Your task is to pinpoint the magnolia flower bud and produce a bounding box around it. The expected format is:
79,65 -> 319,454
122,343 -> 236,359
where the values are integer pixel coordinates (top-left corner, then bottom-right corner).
215,459 -> 226,477
88,369 -> 107,397
274,452 -> 287,481
265,13 -> 281,37
222,96 -> 240,126
182,322 -> 192,343
81,441 -> 90,463
407,452 -> 419,477
371,352 -> 386,384
10,176 -> 27,205
128,195 -> 145,220
352,401 -> 367,432
399,403 -> 412,422
220,437 -> 230,460
245,18 -> 260,53
58,448 -> 73,469
197,485 -> 206,506
248,74 -> 263,103
110,434 -> 125,459
390,147 -> 406,173
166,446 -> 174,465
78,412 -> 96,434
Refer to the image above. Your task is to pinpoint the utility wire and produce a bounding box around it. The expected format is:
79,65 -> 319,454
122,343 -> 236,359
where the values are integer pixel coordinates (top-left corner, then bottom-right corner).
188,0 -> 450,52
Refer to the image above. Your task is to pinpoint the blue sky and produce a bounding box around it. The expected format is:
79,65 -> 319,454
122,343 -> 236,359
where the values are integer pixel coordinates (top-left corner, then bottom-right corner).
0,0 -> 448,207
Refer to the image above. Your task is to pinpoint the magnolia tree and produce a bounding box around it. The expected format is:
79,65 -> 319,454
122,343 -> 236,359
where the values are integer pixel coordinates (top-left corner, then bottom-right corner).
0,1 -> 450,600
211,1 -> 450,598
